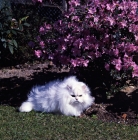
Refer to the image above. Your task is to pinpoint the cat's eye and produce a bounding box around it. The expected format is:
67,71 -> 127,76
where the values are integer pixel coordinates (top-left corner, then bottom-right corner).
79,95 -> 82,97
71,95 -> 75,97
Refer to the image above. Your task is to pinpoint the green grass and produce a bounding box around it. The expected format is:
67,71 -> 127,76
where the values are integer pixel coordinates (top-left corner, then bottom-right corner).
0,106 -> 138,140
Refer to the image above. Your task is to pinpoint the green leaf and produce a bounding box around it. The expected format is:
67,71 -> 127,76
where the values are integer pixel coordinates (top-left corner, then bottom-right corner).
7,16 -> 12,21
23,23 -> 30,27
8,44 -> 13,54
11,30 -> 17,35
13,39 -> 18,48
19,16 -> 29,23
1,38 -> 6,42
8,40 -> 13,45
19,24 -> 23,31
3,42 -> 6,48
0,23 -> 2,29
6,30 -> 10,34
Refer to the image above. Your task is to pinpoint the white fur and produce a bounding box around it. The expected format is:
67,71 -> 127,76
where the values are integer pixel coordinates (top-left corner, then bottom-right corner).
19,76 -> 94,116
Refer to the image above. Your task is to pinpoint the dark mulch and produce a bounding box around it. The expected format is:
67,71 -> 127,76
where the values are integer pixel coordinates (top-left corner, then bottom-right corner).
0,61 -> 138,125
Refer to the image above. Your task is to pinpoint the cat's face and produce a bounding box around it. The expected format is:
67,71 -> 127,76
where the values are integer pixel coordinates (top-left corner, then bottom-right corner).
66,82 -> 89,104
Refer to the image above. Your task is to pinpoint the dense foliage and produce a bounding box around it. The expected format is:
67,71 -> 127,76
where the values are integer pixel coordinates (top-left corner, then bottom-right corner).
0,6 -> 30,55
34,0 -> 138,75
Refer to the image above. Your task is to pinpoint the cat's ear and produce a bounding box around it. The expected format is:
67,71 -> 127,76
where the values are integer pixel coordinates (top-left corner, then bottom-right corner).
80,82 -> 87,91
82,84 -> 86,90
66,85 -> 72,90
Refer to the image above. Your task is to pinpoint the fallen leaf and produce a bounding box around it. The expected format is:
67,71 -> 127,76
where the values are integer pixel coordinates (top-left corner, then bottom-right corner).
122,114 -> 127,120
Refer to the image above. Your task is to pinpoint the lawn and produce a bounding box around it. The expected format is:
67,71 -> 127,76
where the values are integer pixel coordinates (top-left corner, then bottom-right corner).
0,106 -> 138,140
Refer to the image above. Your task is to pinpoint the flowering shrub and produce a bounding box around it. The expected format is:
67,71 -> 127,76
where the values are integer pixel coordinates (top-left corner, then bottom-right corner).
32,0 -> 138,94
34,0 -> 138,74
32,0 -> 43,4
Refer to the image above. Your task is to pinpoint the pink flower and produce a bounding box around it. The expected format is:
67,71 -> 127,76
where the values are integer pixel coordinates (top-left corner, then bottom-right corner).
120,20 -> 127,28
70,59 -> 78,67
73,39 -> 83,48
94,17 -> 99,23
69,0 -> 80,7
87,52 -> 95,59
111,58 -> 122,71
34,50 -> 42,58
135,35 -> 138,41
115,64 -> 122,71
36,36 -> 41,42
106,4 -> 113,11
39,41 -> 45,48
129,24 -> 138,33
57,44 -> 66,51
109,48 -> 119,57
88,7 -> 96,14
105,63 -> 110,71
38,0 -> 42,2
125,43 -> 136,53
39,26 -> 46,34
95,51 -> 101,58
82,60 -> 89,67
48,54 -> 54,60
32,0 -> 42,3
71,16 -> 80,21
44,23 -> 51,30
106,17 -> 115,26
70,58 -> 89,67
132,65 -> 138,77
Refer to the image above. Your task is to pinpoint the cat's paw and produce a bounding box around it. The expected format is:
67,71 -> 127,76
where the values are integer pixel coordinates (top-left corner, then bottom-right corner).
78,113 -> 86,118
74,112 -> 82,117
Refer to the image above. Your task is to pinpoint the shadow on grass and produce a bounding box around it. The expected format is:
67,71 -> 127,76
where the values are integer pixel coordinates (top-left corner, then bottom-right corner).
106,90 -> 138,115
0,71 -> 69,107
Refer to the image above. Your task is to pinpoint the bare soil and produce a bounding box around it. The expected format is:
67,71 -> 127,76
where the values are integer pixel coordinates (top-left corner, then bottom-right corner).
0,61 -> 138,125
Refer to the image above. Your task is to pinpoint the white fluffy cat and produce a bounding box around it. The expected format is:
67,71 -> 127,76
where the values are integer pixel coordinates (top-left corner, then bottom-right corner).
19,76 -> 94,116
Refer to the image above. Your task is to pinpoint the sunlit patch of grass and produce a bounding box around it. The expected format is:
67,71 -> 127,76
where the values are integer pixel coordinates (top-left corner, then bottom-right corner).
0,106 -> 138,140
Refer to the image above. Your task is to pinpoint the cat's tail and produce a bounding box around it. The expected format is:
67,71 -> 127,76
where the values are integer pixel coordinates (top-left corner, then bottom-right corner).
19,101 -> 33,112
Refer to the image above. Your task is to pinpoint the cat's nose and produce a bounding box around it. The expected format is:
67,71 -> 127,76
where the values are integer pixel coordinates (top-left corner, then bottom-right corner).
75,98 -> 78,100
